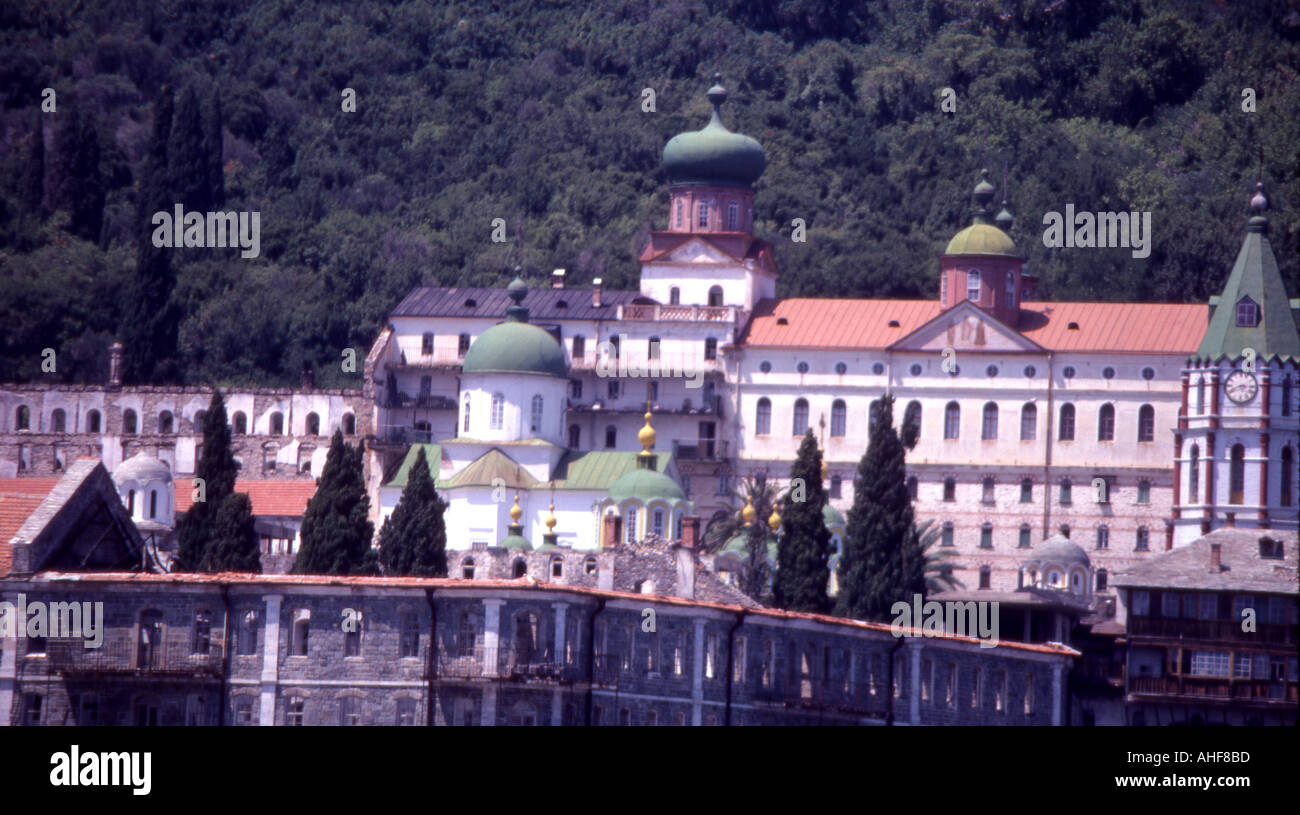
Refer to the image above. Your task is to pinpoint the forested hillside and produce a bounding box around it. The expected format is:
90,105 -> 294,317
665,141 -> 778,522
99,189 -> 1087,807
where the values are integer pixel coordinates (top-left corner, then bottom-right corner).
2,0 -> 1298,386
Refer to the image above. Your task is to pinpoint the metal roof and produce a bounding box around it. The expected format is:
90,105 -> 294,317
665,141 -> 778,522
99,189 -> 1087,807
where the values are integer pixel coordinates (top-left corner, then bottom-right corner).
391,286 -> 645,321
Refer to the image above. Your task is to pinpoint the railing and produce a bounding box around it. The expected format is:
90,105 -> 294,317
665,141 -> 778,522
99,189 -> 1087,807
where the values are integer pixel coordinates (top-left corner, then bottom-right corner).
435,645 -> 577,682
374,426 -> 434,445
621,304 -> 735,322
750,680 -> 890,715
393,350 -> 466,368
1128,617 -> 1298,645
579,352 -> 727,376
672,438 -> 729,460
47,635 -> 223,677
1129,675 -> 1298,703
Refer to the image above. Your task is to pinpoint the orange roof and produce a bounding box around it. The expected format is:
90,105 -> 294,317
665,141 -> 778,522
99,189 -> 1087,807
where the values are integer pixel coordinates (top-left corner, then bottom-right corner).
175,480 -> 318,517
741,298 -> 1206,354
0,479 -> 61,575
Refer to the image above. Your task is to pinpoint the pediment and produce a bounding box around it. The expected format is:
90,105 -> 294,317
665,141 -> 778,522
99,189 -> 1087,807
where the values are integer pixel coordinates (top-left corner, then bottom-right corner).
890,301 -> 1043,353
659,238 -> 737,265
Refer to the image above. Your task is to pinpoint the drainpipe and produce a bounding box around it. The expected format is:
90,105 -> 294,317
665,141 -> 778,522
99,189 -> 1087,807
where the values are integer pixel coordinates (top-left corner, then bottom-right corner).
1043,351 -> 1055,539
885,635 -> 905,726
723,610 -> 748,726
425,588 -> 437,727
584,598 -> 607,726
218,584 -> 232,727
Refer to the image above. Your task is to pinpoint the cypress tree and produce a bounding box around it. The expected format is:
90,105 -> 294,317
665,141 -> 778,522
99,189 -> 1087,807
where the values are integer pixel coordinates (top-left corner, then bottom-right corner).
293,430 -> 375,575
20,112 -> 44,213
175,389 -> 239,571
53,108 -> 104,243
203,91 -> 224,208
773,430 -> 832,613
167,85 -> 212,212
378,447 -> 449,576
201,492 -> 262,573
836,394 -> 925,621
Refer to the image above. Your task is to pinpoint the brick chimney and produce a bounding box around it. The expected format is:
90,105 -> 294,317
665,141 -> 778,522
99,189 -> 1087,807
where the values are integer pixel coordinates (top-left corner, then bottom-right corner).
301,364 -> 315,390
680,516 -> 700,549
601,512 -> 621,549
552,268 -> 566,289
1225,512 -> 1236,528
592,277 -> 602,308
108,342 -> 124,388
1210,542 -> 1222,570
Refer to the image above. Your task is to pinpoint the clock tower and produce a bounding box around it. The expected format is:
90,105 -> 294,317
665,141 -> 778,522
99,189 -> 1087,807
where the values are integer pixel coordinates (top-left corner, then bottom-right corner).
1172,183 -> 1300,546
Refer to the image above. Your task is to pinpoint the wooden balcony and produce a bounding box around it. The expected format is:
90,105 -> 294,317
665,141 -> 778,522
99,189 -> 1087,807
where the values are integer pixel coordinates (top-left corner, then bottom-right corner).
1127,617 -> 1297,646
1128,675 -> 1298,704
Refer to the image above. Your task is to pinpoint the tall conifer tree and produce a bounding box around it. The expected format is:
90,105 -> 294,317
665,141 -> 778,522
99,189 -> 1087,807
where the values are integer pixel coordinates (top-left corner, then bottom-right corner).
836,394 -> 925,621
292,430 -> 375,575
378,447 -> 448,576
175,389 -> 239,571
201,492 -> 262,573
773,430 -> 832,613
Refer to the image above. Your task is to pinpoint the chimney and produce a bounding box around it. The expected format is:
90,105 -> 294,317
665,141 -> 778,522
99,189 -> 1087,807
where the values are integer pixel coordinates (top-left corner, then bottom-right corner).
108,342 -> 124,388
602,512 -> 621,549
1225,512 -> 1236,528
674,544 -> 696,600
1210,542 -> 1222,570
592,277 -> 602,308
552,268 -> 566,289
681,516 -> 700,549
301,364 -> 315,390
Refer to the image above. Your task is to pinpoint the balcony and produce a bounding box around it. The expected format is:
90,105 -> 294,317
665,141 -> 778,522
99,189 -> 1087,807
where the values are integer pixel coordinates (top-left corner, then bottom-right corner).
373,426 -> 434,446
47,635 -> 223,678
750,680 -> 890,716
672,438 -> 729,461
1127,617 -> 1298,646
392,350 -> 466,369
1129,675 -> 1298,704
435,645 -> 577,682
573,352 -> 727,377
620,304 -> 735,323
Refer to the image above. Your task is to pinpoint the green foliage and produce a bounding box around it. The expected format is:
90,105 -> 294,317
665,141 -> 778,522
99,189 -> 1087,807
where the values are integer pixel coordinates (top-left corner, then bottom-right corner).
1,0 -> 1297,387
702,474 -> 779,602
773,430 -> 832,613
174,389 -> 239,571
201,492 -> 262,573
292,429 -> 375,575
836,394 -> 925,621
378,447 -> 449,576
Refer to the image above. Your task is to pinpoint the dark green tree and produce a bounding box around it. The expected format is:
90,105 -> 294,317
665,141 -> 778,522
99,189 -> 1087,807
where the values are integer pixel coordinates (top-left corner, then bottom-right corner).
167,85 -> 213,212
20,113 -> 44,213
377,447 -> 448,576
174,389 -> 239,571
773,430 -> 832,613
836,394 -> 925,621
292,430 -> 375,575
200,492 -> 262,573
703,474 -> 780,602
52,109 -> 104,244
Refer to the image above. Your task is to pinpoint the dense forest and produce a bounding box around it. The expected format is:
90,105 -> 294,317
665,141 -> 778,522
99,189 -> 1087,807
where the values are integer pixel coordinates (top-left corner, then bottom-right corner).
1,0 -> 1298,386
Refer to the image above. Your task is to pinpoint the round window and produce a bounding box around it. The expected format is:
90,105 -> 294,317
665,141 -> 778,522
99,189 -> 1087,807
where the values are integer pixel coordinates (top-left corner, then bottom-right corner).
1141,367 -> 1155,381
1103,366 -> 1116,379
986,365 -> 999,378
1063,366 -> 1076,379
1024,365 -> 1036,378
797,361 -> 809,374
909,363 -> 923,376
835,361 -> 847,375
872,362 -> 885,375
759,361 -> 771,373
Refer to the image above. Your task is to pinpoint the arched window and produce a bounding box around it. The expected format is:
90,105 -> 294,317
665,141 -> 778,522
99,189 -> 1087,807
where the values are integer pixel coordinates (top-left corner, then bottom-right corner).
1019,524 -> 1032,548
652,507 -> 665,537
1189,444 -> 1200,501
1282,376 -> 1293,417
1020,403 -> 1036,441
121,409 -> 137,435
669,287 -> 680,305
159,411 -> 174,434
291,612 -> 310,656
1058,404 -> 1075,441
1096,525 -> 1109,550
232,412 -> 248,435
1020,478 -> 1033,502
982,477 -> 995,503
512,558 -> 528,579
568,424 -> 580,448
1281,447 -> 1294,507
698,201 -> 710,228
342,413 -> 356,435
86,409 -> 101,433
707,285 -> 723,307
903,400 -> 922,441
981,402 -> 999,440
1135,526 -> 1150,551
831,399 -> 846,437
727,201 -> 739,231
793,399 -> 809,436
461,394 -> 472,433
51,408 -> 66,432
943,402 -> 960,439
1098,404 -> 1115,441
530,395 -> 543,432
704,337 -> 718,360
127,489 -> 136,516
978,565 -> 991,590
305,412 -> 320,436
1005,273 -> 1016,306
270,412 -> 284,435
755,398 -> 771,435
626,507 -> 638,543
674,200 -> 683,228
966,269 -> 981,302
149,490 -> 158,519
1197,375 -> 1206,413
1229,444 -> 1245,504
605,426 -> 617,449
15,405 -> 30,431
1137,404 -> 1154,442
490,394 -> 504,430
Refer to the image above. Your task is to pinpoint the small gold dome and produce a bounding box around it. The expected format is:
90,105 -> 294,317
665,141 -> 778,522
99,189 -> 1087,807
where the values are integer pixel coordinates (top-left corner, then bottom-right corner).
637,410 -> 656,452
741,496 -> 756,523
510,493 -> 523,523
768,508 -> 781,531
545,503 -> 557,531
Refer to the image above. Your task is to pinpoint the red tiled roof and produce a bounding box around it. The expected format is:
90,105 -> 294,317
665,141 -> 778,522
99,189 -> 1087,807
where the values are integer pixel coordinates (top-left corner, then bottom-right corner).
175,480 -> 318,517
16,570 -> 1080,657
0,479 -> 61,575
741,298 -> 1206,354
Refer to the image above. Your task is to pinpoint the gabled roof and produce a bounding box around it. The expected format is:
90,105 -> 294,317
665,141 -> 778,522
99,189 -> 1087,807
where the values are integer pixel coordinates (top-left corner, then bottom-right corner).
382,443 -> 444,489
441,448 -> 540,490
390,286 -> 643,321
638,232 -> 774,269
175,480 -> 319,517
740,297 -> 1205,354
889,299 -> 1046,354
550,450 -> 674,491
1112,528 -> 1298,593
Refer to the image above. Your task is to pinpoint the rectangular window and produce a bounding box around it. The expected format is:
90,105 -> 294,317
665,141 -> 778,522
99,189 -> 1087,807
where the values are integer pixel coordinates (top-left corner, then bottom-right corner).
941,525 -> 954,547
829,476 -> 842,499
397,698 -> 417,726
979,525 -> 993,549
1019,526 -> 1032,548
1189,650 -> 1230,677
943,479 -> 956,502
571,380 -> 582,399
193,611 -> 212,654
1161,592 -> 1180,618
1059,480 -> 1072,504
1132,590 -> 1150,616
458,333 -> 471,357
921,659 -> 932,703
1137,480 -> 1150,504
995,670 -> 1007,712
572,335 -> 585,359
24,695 -> 42,726
1020,480 -> 1032,502
971,667 -> 982,709
698,202 -> 709,228
946,663 -> 957,708
1024,674 -> 1034,715
340,697 -> 360,726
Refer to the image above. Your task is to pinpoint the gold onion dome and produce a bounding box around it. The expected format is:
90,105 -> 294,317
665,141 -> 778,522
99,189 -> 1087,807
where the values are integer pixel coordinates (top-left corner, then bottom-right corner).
741,496 -> 756,523
768,508 -> 781,531
545,503 -> 557,531
510,494 -> 523,523
638,410 -> 657,452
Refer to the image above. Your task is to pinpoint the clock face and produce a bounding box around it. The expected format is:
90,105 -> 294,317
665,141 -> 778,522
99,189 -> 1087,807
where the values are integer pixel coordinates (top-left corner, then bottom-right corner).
1224,370 -> 1259,404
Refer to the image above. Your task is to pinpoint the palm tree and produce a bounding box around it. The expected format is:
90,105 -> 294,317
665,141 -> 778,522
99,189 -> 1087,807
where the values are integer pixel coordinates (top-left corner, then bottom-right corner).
916,518 -> 964,594
702,474 -> 782,601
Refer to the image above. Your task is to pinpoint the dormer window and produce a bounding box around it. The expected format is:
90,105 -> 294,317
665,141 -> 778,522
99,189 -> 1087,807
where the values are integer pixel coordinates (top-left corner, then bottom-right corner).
966,269 -> 981,302
1236,296 -> 1259,327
